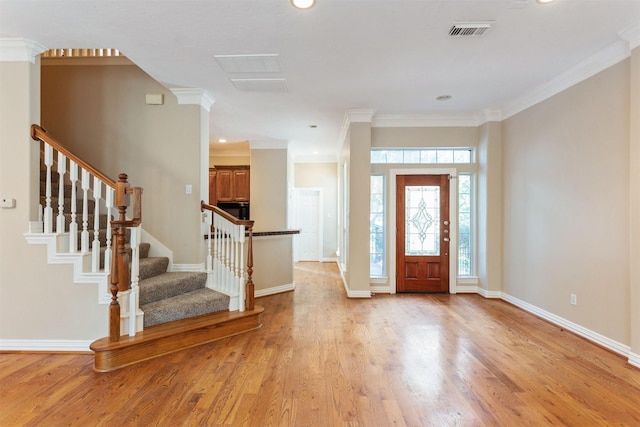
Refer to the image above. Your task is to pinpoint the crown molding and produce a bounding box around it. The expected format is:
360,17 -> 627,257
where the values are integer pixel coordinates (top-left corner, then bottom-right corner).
170,88 -> 215,111
619,21 -> 640,50
478,109 -> 502,124
0,38 -> 47,63
373,113 -> 479,128
502,38 -> 632,119
347,109 -> 376,123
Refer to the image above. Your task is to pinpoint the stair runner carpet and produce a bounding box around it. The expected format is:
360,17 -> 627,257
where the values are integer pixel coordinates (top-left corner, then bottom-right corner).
41,167 -> 229,328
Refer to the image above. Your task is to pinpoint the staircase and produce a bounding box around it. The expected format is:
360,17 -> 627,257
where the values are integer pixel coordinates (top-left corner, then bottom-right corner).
29,125 -> 263,372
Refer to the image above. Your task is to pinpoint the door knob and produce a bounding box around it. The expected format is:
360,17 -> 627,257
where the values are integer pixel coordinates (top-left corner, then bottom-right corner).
443,237 -> 450,242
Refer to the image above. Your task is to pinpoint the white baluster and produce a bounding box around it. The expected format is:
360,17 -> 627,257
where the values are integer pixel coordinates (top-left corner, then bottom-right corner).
214,216 -> 222,288
129,226 -> 141,337
239,224 -> 246,312
56,152 -> 67,233
234,224 -> 241,279
228,222 -> 235,292
104,187 -> 114,274
206,211 -> 213,272
80,169 -> 90,253
225,222 -> 231,293
43,145 -> 53,233
68,161 -> 78,252
92,177 -> 102,272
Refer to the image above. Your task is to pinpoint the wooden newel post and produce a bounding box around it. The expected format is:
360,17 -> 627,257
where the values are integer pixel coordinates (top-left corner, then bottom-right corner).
246,225 -> 255,311
108,173 -> 132,342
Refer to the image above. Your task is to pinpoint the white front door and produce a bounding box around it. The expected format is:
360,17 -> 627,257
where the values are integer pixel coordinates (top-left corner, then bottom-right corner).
295,188 -> 322,261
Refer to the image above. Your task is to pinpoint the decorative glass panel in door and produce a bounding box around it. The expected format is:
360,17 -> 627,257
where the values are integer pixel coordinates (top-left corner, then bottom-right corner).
405,185 -> 440,256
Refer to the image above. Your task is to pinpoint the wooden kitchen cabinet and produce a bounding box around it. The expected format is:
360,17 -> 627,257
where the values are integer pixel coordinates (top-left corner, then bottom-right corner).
209,166 -> 250,205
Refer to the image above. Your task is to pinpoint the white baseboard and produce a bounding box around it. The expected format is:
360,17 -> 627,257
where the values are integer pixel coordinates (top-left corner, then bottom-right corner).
629,352 -> 640,369
255,283 -> 295,298
322,257 -> 339,263
501,293 -> 631,358
0,339 -> 92,352
477,287 -> 502,298
345,288 -> 372,298
336,263 -> 371,298
371,285 -> 392,294
455,285 -> 479,293
171,263 -> 205,272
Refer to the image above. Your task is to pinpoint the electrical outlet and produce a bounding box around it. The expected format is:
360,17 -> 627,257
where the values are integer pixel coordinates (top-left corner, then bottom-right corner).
185,184 -> 192,195
570,294 -> 577,305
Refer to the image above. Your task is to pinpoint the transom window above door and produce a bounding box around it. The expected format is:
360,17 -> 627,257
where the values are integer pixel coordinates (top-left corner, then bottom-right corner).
371,148 -> 474,164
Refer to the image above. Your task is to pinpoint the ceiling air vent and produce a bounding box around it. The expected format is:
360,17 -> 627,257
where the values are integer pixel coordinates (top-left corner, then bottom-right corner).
449,21 -> 494,37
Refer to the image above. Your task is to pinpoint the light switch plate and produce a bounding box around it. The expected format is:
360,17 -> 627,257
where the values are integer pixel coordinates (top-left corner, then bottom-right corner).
0,198 -> 16,208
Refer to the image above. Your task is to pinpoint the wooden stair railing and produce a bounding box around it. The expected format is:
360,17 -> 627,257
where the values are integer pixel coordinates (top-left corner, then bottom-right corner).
201,201 -> 255,311
109,174 -> 142,341
30,125 -> 143,342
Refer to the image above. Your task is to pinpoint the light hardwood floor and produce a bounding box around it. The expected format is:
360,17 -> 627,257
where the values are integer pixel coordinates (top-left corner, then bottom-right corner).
1,262 -> 639,426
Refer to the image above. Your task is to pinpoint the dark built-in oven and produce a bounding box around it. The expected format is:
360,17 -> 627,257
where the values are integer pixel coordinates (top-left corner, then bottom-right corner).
216,202 -> 250,220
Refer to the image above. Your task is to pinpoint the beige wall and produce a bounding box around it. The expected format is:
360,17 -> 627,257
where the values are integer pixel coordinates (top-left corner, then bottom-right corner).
477,122 -> 503,294
0,59 -> 108,341
210,156 -> 250,166
343,122 -> 371,294
502,59 -> 631,344
41,62 -> 203,263
249,148 -> 288,231
372,126 -> 478,148
209,143 -> 250,167
294,162 -> 339,259
252,236 -> 294,292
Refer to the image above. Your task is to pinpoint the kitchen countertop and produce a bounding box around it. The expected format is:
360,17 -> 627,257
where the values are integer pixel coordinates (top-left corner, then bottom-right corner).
252,229 -> 300,237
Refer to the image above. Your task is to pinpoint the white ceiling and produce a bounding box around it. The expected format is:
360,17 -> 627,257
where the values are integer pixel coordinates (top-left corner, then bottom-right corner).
1,0 -> 639,161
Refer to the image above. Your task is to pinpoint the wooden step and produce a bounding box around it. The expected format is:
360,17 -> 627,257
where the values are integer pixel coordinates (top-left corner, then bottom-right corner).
90,306 -> 264,372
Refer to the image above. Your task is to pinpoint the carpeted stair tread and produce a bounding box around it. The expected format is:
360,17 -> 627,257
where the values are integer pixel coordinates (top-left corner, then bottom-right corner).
139,272 -> 208,305
139,257 -> 169,280
141,288 -> 230,327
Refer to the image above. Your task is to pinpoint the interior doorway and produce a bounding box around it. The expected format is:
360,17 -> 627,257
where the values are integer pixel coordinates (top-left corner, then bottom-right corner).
293,188 -> 323,262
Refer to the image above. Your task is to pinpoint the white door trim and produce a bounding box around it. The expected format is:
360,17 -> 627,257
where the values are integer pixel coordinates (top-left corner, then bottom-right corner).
389,168 -> 458,294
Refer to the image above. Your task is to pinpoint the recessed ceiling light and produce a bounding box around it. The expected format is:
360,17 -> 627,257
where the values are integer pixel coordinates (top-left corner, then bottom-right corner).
313,151 -> 319,155
436,95 -> 452,101
536,0 -> 556,3
291,0 -> 315,9
218,138 -> 227,143
309,124 -> 318,128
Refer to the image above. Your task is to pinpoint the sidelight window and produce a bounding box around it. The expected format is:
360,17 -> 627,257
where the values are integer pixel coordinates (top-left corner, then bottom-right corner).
458,174 -> 473,276
370,175 -> 385,277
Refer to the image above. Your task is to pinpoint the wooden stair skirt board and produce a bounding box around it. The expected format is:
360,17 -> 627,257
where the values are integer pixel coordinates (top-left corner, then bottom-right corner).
90,306 -> 264,372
